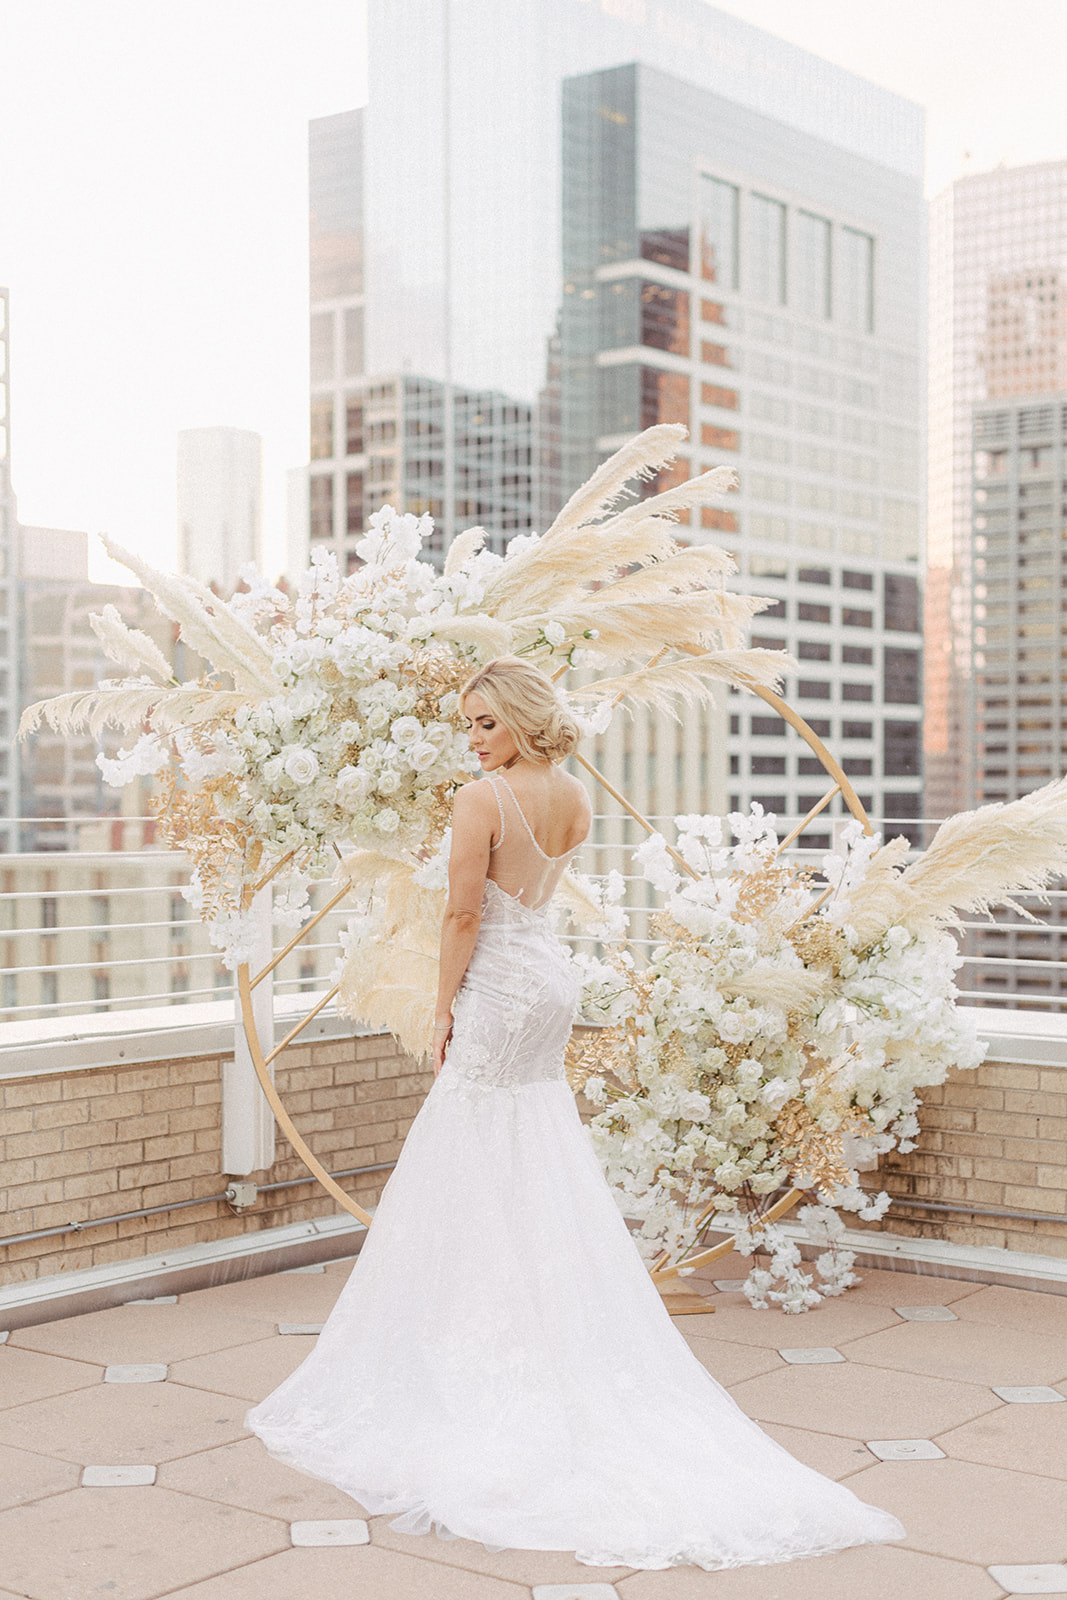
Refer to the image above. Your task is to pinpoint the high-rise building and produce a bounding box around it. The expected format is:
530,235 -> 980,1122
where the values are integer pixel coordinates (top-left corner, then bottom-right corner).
560,60 -> 924,840
968,392 -> 1067,1004
927,159 -> 1067,817
311,2 -> 925,831
177,426 -> 263,593
0,288 -> 19,853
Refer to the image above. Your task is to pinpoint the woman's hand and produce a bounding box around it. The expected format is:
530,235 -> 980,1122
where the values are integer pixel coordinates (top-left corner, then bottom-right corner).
432,1015 -> 453,1076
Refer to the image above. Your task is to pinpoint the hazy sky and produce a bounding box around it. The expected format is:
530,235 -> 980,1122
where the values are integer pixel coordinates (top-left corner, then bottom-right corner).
2,0 -> 1066,582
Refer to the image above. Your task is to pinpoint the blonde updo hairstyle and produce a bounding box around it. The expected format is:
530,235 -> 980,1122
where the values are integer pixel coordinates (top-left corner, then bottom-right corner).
461,656 -> 581,766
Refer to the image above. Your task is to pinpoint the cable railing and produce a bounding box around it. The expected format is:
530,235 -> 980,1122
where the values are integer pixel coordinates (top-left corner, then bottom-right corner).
1,813 -> 1065,1028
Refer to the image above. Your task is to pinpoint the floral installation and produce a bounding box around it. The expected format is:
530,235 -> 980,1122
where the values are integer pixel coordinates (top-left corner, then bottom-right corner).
565,784 -> 1067,1312
20,422 -> 780,996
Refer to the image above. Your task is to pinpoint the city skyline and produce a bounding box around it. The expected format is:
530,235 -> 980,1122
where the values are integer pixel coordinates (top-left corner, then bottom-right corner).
1,1 -> 1066,579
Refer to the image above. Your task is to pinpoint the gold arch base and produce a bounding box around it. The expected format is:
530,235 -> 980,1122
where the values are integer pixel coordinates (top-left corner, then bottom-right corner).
237,679 -> 872,1309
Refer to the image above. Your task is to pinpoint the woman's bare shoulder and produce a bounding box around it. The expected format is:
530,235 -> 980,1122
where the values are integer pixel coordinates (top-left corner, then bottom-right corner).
452,777 -> 498,826
555,769 -> 593,826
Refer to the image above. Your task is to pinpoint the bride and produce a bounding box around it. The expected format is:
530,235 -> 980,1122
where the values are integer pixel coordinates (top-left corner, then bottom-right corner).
245,656 -> 904,1571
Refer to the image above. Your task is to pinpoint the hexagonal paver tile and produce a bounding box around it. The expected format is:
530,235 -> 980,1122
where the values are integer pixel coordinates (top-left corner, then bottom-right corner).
850,1458 -> 1067,1564
680,1332 -> 781,1388
169,1335 -> 317,1403
0,1442 -> 81,1511
758,1422 -> 879,1481
11,1302 -> 277,1366
157,1543 -> 526,1598
778,1348 -> 845,1364
679,1299 -> 900,1352
0,1377 -> 248,1465
954,1286 -> 1067,1339
614,1543 -> 1001,1598
844,1319 -> 1067,1388
105,1363 -> 168,1383
993,1387 -> 1065,1404
0,1345 -> 102,1410
939,1399 -> 1067,1481
894,1305 -> 958,1322
158,1435 -> 371,1521
277,1323 -> 325,1335
533,1587 -> 619,1599
371,1517 -> 633,1587
728,1361 -> 997,1441
833,1270 -> 981,1308
0,1484 -> 288,1600
178,1275 -> 345,1321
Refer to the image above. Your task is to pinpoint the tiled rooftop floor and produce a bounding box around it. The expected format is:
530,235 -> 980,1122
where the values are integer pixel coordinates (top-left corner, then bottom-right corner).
1,1256 -> 1066,1599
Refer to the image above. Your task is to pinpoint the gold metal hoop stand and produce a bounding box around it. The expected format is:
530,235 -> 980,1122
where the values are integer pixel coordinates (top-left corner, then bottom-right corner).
236,672 -> 872,1275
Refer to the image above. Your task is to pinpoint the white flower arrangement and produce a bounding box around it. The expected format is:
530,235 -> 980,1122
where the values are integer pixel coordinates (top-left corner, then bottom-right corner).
568,795 -> 1067,1311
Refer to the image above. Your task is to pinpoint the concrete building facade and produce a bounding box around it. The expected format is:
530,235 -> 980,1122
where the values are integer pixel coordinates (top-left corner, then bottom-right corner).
0,289 -> 19,853
176,426 -> 263,594
926,159 -> 1067,819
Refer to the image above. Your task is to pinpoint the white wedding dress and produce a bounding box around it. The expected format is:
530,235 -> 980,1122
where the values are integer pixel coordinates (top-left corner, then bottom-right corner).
246,775 -> 904,1571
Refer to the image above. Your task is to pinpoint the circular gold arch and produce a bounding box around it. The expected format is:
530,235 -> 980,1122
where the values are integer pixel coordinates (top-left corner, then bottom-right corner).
236,675 -> 873,1274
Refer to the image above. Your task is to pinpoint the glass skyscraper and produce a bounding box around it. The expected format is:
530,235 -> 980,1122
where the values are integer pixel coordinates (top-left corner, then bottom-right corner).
307,1 -> 926,830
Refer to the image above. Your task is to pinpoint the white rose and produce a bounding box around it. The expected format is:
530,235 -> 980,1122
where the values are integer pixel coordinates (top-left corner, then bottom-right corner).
336,764 -> 371,800
544,620 -> 566,647
375,807 -> 400,834
282,748 -> 320,785
260,755 -> 284,785
391,715 -> 422,747
366,705 -> 390,731
377,769 -> 401,796
422,722 -> 452,753
409,741 -> 438,773
718,1010 -> 747,1044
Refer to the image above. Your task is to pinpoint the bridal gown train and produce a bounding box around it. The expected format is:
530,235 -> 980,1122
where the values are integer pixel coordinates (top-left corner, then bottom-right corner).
246,775 -> 904,1571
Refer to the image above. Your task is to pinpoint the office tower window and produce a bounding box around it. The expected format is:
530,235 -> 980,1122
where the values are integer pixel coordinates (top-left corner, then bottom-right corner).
884,719 -> 921,776
344,308 -> 364,377
641,226 -> 689,272
310,398 -> 334,460
843,644 -> 873,664
751,716 -> 786,736
798,640 -> 831,661
796,211 -> 831,320
748,195 -> 787,306
842,606 -> 874,628
798,601 -> 831,623
884,572 -> 920,632
346,472 -> 364,536
842,682 -> 873,701
346,400 -> 364,456
641,367 -> 689,428
842,568 -> 874,590
310,312 -> 333,382
884,646 -> 921,704
839,226 -> 875,332
842,720 -> 872,739
309,474 -> 334,541
698,175 -> 739,288
798,566 -> 831,584
798,679 -> 832,699
641,282 -> 689,355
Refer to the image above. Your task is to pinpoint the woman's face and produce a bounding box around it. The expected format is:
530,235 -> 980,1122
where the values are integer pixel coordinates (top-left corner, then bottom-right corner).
463,691 -> 521,772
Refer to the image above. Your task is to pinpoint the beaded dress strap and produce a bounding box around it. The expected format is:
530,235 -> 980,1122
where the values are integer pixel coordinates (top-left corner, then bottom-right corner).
494,773 -> 570,862
487,774 -> 507,852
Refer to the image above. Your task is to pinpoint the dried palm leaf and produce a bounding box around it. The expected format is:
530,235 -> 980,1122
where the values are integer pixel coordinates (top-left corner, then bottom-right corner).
89,605 -> 173,681
417,614 -> 514,656
444,526 -> 487,576
102,537 -> 277,694
542,423 -> 687,543
567,649 -> 792,717
18,685 -> 248,742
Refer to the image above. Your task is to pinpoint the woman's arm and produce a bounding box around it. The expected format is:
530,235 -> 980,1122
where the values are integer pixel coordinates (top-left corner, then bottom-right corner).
433,782 -> 495,1074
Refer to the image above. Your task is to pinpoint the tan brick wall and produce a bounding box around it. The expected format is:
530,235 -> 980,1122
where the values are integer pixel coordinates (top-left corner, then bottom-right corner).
856,1052 -> 1067,1259
0,1034 -> 431,1288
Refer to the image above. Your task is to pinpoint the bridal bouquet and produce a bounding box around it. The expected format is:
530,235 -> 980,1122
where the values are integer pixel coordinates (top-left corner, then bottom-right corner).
568,787 -> 1067,1311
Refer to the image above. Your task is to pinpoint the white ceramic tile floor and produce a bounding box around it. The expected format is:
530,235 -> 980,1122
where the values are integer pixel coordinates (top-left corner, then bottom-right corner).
124,1296 -> 179,1305
289,1519 -> 370,1546
992,1386 -> 1066,1404
0,1332 -> 8,1344
81,1465 -> 157,1486
894,1305 -> 958,1321
282,1264 -> 326,1274
987,1564 -> 1067,1594
277,1323 -> 325,1335
865,1438 -> 946,1461
104,1364 -> 169,1383
778,1347 -> 846,1364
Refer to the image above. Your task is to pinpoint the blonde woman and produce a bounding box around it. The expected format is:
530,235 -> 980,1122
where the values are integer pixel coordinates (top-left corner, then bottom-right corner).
247,656 -> 903,1571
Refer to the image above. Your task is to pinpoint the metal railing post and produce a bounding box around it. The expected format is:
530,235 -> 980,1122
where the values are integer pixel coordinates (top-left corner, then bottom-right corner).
223,887 -> 275,1175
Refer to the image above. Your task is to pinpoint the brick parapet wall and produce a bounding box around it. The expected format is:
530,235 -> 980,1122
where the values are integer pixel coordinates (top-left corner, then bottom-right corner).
0,1033 -> 430,1288
853,1052 -> 1067,1258
3,1021 -> 1065,1290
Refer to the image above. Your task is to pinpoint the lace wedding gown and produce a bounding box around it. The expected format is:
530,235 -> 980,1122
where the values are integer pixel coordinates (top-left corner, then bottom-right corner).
246,774 -> 904,1571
